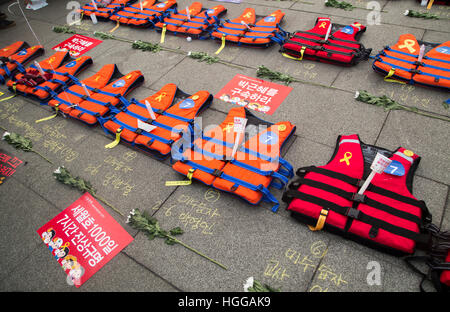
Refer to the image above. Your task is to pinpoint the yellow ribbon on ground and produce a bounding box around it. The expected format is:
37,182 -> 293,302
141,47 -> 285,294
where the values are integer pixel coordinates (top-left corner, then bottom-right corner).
160,24 -> 167,44
165,169 -> 195,186
384,68 -> 406,84
282,46 -> 306,61
105,128 -> 122,149
0,84 -> 16,102
36,104 -> 59,123
215,34 -> 226,55
109,19 -> 120,33
308,209 -> 328,231
427,0 -> 434,10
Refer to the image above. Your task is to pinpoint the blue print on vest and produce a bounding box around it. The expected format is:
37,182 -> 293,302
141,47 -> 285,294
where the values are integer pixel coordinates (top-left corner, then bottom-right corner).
179,98 -> 195,109
112,79 -> 125,88
384,160 -> 405,176
259,131 -> 278,145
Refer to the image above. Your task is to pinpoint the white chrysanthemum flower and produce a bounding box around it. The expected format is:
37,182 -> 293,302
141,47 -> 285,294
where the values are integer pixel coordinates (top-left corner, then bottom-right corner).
187,51 -> 192,56
354,91 -> 360,99
126,216 -> 130,223
130,209 -> 136,216
243,276 -> 254,292
54,167 -> 61,174
404,10 -> 410,16
325,0 -> 328,3
2,131 -> 10,139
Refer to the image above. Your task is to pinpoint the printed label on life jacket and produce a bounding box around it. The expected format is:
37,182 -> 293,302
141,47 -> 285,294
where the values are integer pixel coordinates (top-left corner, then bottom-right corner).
206,9 -> 215,14
156,2 -> 166,7
112,79 -> 126,88
264,16 -> 276,23
17,50 -> 27,56
384,160 -> 405,176
436,46 -> 450,55
340,26 -> 354,35
259,131 -> 278,145
179,98 -> 195,109
65,60 -> 77,68
371,153 -> 392,174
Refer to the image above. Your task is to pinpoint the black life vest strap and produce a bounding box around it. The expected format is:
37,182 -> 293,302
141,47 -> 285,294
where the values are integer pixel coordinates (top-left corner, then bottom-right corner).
292,34 -> 360,51
292,177 -> 423,225
285,40 -> 357,57
285,189 -> 430,245
296,166 -> 431,222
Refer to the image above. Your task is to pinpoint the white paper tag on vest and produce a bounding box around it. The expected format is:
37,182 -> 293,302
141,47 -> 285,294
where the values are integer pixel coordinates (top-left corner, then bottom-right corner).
90,13 -> 98,24
144,100 -> 157,120
137,119 -> 156,133
233,117 -> 247,133
370,153 -> 392,174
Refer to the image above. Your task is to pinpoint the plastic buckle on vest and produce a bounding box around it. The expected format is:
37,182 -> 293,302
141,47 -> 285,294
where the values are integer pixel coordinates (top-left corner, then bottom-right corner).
212,169 -> 223,177
81,95 -> 89,101
409,69 -> 420,75
92,88 -> 100,93
345,207 -> 361,220
351,193 -> 366,203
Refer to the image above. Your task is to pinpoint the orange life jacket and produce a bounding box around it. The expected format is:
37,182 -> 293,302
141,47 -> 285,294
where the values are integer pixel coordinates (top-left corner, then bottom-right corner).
99,83 -> 212,158
7,51 -> 71,98
211,8 -> 286,47
281,17 -> 371,66
373,34 -> 450,90
63,70 -> 145,125
10,53 -> 93,102
155,2 -> 226,38
47,64 -> 120,116
0,41 -> 28,58
81,0 -> 135,19
110,0 -> 177,27
0,45 -> 44,84
171,107 -> 295,212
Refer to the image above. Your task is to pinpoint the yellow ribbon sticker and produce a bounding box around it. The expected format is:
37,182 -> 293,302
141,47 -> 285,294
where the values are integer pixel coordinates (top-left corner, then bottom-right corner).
319,22 -> 327,28
398,39 -> 417,54
339,152 -> 352,166
222,123 -> 234,133
165,169 -> 195,186
155,92 -> 167,102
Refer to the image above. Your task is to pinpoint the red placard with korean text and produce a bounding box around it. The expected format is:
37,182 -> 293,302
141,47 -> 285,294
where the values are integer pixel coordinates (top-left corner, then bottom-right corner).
0,148 -> 23,185
37,193 -> 133,287
215,74 -> 292,115
52,34 -> 102,57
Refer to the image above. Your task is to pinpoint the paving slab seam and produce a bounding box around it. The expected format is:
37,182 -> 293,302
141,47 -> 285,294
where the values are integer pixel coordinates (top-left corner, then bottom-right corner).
120,250 -> 183,292
304,239 -> 332,292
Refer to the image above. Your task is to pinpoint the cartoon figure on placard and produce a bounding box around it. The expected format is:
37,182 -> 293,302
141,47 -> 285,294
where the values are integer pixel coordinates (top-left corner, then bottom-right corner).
220,94 -> 231,102
61,255 -> 78,271
54,242 -> 70,261
41,228 -> 56,245
230,97 -> 241,105
237,99 -> 249,107
67,264 -> 85,287
257,105 -> 270,114
48,237 -> 63,252
247,102 -> 261,111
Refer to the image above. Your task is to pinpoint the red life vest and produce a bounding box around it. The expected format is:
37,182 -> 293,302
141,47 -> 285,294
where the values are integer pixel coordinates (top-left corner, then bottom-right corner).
283,134 -> 432,256
281,17 -> 372,66
372,34 -> 450,90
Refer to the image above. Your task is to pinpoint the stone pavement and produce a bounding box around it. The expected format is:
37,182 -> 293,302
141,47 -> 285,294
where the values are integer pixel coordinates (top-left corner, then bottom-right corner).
0,0 -> 449,292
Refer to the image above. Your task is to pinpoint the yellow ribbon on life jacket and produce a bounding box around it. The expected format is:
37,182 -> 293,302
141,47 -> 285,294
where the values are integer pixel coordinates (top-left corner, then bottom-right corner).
308,209 -> 328,231
282,46 -> 306,61
215,34 -> 226,55
165,168 -> 195,186
35,104 -> 60,123
384,68 -> 406,84
105,128 -> 123,148
109,17 -> 120,33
